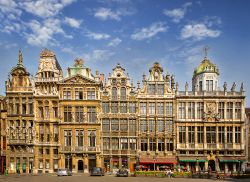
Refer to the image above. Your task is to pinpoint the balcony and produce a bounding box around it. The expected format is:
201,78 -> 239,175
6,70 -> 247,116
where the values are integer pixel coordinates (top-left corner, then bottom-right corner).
9,139 -> 34,145
207,144 -> 216,149
34,77 -> 61,82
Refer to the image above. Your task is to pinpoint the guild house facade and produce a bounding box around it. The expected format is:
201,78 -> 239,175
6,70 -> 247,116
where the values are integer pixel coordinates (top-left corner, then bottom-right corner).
0,48 -> 247,174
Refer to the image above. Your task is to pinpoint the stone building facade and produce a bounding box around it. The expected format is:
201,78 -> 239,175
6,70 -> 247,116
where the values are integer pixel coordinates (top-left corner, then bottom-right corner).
1,49 -> 248,174
0,96 -> 7,174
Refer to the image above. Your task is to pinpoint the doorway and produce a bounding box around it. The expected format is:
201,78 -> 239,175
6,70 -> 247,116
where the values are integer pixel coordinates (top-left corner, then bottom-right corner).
89,159 -> 96,172
208,160 -> 216,171
78,160 -> 84,172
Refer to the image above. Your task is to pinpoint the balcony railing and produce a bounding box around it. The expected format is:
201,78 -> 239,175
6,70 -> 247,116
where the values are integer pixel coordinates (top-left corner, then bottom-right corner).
34,77 -> 61,82
60,146 -> 100,153
9,139 -> 34,145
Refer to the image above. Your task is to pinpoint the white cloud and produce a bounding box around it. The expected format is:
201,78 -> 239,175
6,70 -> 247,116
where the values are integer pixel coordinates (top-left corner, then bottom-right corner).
131,22 -> 168,41
181,23 -> 221,40
26,18 -> 71,46
2,22 -> 22,34
163,2 -> 192,23
94,7 -> 135,21
83,49 -> 114,62
0,0 -> 22,16
86,32 -> 110,40
64,17 -> 82,28
108,38 -> 122,47
20,0 -> 76,18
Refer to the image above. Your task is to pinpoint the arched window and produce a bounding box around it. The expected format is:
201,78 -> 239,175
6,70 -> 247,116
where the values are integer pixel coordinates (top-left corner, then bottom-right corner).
88,131 -> 96,147
120,87 -> 126,100
112,87 -> 117,100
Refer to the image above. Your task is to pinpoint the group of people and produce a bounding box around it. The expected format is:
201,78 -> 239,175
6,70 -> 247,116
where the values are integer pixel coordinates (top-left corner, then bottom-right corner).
166,168 -> 173,178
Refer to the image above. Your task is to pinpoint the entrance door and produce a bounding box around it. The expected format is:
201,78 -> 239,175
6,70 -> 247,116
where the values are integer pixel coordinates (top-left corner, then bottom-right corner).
65,156 -> 72,170
78,160 -> 84,172
208,160 -> 216,171
89,159 -> 96,172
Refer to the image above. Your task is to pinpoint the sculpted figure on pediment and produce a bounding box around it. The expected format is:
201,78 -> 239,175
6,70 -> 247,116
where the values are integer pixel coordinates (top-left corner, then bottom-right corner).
203,102 -> 220,122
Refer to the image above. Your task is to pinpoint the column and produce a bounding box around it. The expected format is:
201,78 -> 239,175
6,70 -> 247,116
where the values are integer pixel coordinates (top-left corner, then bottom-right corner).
233,163 -> 236,172
205,161 -> 208,171
225,163 -> 228,173
84,154 -> 89,173
109,158 -> 113,173
119,157 -> 122,169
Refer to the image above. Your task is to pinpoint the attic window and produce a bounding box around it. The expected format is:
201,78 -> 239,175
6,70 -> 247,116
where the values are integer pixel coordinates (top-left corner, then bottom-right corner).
117,73 -> 121,77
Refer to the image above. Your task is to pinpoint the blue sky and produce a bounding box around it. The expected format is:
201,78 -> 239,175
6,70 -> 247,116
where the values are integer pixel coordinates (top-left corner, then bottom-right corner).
0,0 -> 249,106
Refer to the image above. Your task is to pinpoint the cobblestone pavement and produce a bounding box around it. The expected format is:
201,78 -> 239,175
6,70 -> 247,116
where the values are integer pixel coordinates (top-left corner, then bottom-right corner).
0,174 -> 249,182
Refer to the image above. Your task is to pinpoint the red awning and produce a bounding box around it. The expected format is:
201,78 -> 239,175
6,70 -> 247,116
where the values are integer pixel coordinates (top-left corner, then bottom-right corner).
140,157 -> 177,164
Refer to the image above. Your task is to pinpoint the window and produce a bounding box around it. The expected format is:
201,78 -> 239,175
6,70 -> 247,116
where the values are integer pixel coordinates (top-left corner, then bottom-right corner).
157,120 -> 164,132
38,107 -> 43,118
120,87 -> 126,100
140,103 -> 146,114
45,106 -> 49,118
53,125 -> 58,142
149,120 -> 155,132
112,138 -> 119,150
103,138 -> 110,150
188,102 -> 195,119
157,84 -> 164,95
64,130 -> 72,146
102,119 -> 110,131
76,130 -> 84,146
199,81 -> 202,91
39,160 -> 43,169
235,102 -> 241,119
111,102 -> 118,113
87,107 -> 96,123
129,103 -> 136,113
206,126 -> 216,144
140,120 -> 147,132
166,102 -> 173,115
111,119 -> 119,131
39,148 -> 43,155
15,103 -> 20,114
141,139 -> 147,151
157,103 -> 164,115
121,138 -> 128,150
235,127 -> 241,143
88,131 -> 96,147
53,107 -> 58,118
148,84 -> 156,94
46,149 -> 50,155
179,126 -> 186,143
167,140 -> 173,151
188,126 -> 195,143
197,126 -> 204,143
87,88 -> 95,99
206,80 -> 213,91
63,88 -> 71,99
129,119 -> 136,133
64,106 -> 72,122
227,126 -> 233,144
120,102 -> 127,113
75,106 -> 84,123
39,124 -> 44,142
218,126 -> 224,143
149,103 -> 155,114
102,102 -> 110,113
22,98 -> 26,115
46,124 -> 50,142
120,119 -> 128,131
129,138 -> 136,150
166,120 -> 172,133
197,102 -> 204,119
112,87 -> 117,100
75,88 -> 83,100
227,102 -> 233,119
149,138 -> 156,151
158,139 -> 164,151
178,102 -> 186,119
219,102 -> 225,119
28,103 -> 33,114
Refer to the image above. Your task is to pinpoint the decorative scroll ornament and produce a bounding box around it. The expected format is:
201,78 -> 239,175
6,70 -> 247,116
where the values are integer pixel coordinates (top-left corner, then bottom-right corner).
203,102 -> 220,122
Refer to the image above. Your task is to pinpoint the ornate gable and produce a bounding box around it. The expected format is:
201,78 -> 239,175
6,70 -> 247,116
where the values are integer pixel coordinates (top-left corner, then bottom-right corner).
62,74 -> 99,84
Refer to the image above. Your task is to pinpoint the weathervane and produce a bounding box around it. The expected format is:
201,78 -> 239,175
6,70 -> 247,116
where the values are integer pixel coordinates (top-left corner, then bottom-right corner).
203,46 -> 209,59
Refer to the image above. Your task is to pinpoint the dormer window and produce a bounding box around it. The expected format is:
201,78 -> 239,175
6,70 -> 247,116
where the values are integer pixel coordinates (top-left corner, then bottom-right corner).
148,84 -> 156,94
